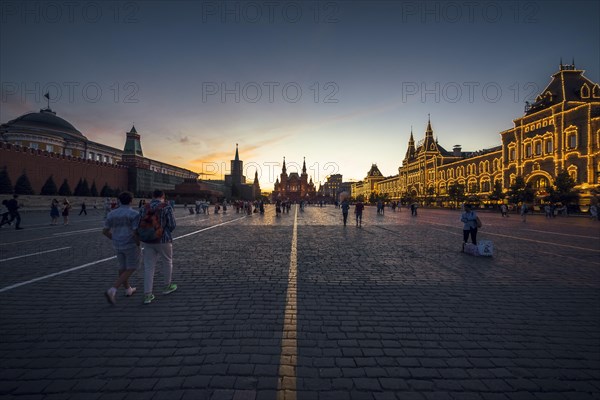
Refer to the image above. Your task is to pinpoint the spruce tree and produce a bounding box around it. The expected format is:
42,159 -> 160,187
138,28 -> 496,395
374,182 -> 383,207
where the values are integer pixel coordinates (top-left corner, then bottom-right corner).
74,178 -> 83,196
41,175 -> 58,195
90,181 -> 98,197
0,167 -> 13,194
100,183 -> 112,197
81,178 -> 91,196
59,179 -> 72,196
14,172 -> 35,195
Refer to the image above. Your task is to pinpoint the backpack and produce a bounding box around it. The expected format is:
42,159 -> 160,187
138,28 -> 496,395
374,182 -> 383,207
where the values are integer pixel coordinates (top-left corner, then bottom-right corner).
138,203 -> 166,243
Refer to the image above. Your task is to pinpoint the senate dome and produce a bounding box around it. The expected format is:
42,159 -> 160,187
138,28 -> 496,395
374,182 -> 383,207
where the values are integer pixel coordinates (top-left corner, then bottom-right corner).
0,108 -> 86,140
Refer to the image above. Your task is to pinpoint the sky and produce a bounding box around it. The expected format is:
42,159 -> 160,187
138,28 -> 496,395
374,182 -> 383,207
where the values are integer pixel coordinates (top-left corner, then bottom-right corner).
1,0 -> 599,191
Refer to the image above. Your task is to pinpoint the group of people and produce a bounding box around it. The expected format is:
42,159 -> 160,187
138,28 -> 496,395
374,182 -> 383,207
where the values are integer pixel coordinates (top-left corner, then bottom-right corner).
340,199 -> 365,227
49,198 -> 73,225
103,189 -> 177,306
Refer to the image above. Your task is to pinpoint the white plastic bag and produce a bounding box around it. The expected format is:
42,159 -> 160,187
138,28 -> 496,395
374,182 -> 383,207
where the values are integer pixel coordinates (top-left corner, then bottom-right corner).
477,240 -> 493,257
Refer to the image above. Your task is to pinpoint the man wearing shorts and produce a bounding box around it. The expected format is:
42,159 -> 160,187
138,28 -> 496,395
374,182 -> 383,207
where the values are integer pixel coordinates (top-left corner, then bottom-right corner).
103,191 -> 141,304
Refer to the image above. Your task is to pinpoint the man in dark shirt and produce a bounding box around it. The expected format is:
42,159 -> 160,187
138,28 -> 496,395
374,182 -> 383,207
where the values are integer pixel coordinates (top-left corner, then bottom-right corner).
7,194 -> 23,230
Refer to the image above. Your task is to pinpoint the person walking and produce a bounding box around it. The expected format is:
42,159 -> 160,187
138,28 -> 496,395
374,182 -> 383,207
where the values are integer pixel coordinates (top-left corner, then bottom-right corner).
461,204 -> 479,248
520,203 -> 528,223
7,194 -> 23,230
102,191 -> 141,304
590,204 -> 598,220
500,203 -> 509,217
79,201 -> 87,216
50,198 -> 60,225
139,189 -> 177,305
355,200 -> 364,227
341,199 -> 350,226
0,199 -> 11,228
62,199 -> 72,225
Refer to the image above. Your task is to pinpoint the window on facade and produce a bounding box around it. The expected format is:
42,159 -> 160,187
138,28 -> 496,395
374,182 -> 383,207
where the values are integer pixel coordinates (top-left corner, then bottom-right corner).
88,152 -> 94,160
510,149 -> 515,161
568,134 -> 577,149
46,144 -> 53,152
546,140 -> 553,153
525,144 -> 532,157
96,154 -> 101,161
65,149 -> 72,156
30,143 -> 39,150
535,142 -> 541,155
569,169 -> 577,182
104,155 -> 109,163
482,181 -> 490,192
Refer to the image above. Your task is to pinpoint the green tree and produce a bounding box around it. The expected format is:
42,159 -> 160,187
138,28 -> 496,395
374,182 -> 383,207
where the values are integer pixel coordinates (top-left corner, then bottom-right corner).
14,172 -> 35,195
59,179 -> 72,196
368,191 -> 377,204
74,178 -> 83,196
90,181 -> 99,197
40,175 -> 58,195
448,183 -> 465,208
551,170 -> 579,205
507,176 -> 535,204
488,180 -> 505,202
0,167 -> 13,194
100,183 -> 112,197
80,178 -> 91,196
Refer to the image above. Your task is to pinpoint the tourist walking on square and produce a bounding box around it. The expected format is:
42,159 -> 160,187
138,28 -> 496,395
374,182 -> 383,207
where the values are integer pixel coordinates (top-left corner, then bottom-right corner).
7,194 -> 23,230
104,197 -> 112,219
500,203 -> 509,217
410,202 -> 418,216
50,198 -> 60,225
544,204 -> 552,218
341,199 -> 350,226
102,191 -> 140,304
0,200 -> 11,228
79,201 -> 87,216
355,200 -> 364,227
139,189 -> 177,305
590,204 -> 598,220
461,204 -> 479,246
520,203 -> 528,223
62,199 -> 71,225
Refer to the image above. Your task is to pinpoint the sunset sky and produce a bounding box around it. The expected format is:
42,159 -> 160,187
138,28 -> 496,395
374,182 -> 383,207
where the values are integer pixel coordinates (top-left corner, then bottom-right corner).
1,1 -> 599,190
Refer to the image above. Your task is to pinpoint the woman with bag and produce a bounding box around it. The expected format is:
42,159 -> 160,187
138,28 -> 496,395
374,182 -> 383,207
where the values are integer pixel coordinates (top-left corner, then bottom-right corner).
62,199 -> 72,225
461,204 -> 480,246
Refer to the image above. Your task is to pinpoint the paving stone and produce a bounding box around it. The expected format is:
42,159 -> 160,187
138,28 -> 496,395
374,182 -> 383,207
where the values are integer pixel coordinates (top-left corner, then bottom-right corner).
0,207 -> 598,400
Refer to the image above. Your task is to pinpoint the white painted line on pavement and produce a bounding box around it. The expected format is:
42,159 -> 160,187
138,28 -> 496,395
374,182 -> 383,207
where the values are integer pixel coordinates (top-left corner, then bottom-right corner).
523,229 -> 598,239
0,247 -> 71,263
0,217 -> 246,293
52,228 -> 101,236
173,216 -> 246,240
278,205 -> 298,400
0,256 -> 116,293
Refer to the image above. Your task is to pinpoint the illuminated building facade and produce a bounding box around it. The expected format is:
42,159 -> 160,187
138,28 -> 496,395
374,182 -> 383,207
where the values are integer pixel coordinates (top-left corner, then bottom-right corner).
351,164 -> 385,200
272,157 -> 317,202
359,63 -> 600,206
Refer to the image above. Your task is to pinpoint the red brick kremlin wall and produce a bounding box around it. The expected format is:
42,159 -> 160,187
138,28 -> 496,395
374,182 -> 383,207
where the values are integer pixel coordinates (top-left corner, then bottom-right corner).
0,142 -> 128,193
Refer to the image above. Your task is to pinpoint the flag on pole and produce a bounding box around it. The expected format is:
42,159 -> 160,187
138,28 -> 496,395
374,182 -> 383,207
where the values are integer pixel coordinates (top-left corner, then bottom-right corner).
44,92 -> 50,99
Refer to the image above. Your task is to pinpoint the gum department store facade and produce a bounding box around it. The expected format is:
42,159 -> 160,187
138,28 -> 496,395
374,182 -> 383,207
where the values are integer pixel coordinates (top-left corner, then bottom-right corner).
353,63 -> 600,207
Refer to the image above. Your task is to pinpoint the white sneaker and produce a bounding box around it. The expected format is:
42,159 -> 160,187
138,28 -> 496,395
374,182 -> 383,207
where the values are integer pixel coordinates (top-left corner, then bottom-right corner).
105,288 -> 117,304
125,287 -> 137,297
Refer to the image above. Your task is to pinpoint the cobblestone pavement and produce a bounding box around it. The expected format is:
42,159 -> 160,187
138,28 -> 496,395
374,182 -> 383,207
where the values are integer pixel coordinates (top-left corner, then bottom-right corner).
0,205 -> 598,400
